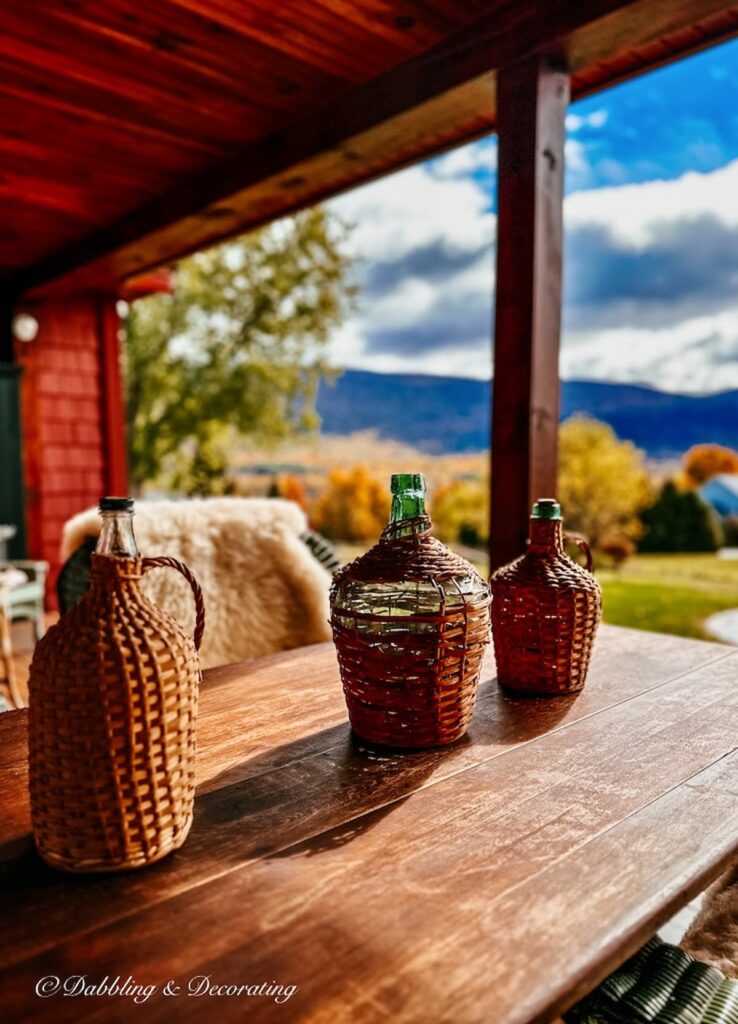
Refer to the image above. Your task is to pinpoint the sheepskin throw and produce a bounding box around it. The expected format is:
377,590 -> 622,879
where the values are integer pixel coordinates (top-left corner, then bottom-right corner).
682,863 -> 738,979
61,498 -> 332,669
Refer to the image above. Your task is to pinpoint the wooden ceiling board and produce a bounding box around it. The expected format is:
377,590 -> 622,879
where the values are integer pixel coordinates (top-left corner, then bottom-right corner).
1,0 -> 738,296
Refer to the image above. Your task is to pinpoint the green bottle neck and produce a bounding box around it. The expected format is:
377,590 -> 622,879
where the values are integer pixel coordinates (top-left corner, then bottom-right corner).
389,473 -> 426,524
387,474 -> 427,538
390,490 -> 426,522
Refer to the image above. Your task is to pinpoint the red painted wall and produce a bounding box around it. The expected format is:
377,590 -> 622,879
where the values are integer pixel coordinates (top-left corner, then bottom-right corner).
19,293 -> 128,606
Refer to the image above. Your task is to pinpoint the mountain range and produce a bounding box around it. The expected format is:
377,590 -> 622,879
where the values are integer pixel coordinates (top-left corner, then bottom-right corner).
315,370 -> 738,457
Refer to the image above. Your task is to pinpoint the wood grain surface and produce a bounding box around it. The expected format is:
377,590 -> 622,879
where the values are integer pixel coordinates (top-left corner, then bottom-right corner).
0,625 -> 736,1023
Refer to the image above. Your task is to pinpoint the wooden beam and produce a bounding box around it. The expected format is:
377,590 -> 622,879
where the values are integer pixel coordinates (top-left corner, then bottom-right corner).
490,55 -> 569,572
8,0 -> 738,296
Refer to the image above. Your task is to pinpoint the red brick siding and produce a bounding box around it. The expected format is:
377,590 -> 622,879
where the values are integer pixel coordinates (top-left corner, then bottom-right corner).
19,294 -> 126,607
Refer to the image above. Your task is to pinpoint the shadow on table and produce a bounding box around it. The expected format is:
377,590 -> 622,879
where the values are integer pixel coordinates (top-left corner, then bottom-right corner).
0,677 -> 576,888
0,673 -> 580,979
0,720 -> 464,970
490,684 -> 579,743
197,722 -> 468,862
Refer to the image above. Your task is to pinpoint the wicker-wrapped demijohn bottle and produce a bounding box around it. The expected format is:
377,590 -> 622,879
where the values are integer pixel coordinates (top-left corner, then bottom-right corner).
330,474 -> 491,748
28,497 -> 205,872
491,498 -> 601,696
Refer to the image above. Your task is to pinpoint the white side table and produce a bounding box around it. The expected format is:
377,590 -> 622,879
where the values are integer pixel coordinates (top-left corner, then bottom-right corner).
0,567 -> 28,709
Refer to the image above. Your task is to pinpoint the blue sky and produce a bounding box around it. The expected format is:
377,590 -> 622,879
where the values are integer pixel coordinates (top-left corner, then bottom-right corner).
328,38 -> 738,394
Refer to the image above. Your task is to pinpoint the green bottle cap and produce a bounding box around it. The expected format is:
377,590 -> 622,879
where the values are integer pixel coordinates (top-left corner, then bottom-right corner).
531,498 -> 561,520
391,473 -> 425,495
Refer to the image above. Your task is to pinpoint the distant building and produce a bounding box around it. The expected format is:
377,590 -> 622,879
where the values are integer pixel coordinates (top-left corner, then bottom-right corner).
701,475 -> 738,519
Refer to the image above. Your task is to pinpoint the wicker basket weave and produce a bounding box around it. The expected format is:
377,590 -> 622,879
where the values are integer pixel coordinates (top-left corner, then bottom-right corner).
28,554 -> 204,873
566,936 -> 738,1023
330,515 -> 491,748
491,511 -> 601,696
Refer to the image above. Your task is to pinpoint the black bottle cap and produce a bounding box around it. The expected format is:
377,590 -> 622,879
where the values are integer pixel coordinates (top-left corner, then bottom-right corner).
98,496 -> 134,513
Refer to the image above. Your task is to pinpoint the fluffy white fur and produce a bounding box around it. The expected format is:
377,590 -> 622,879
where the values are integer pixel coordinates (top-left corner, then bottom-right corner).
61,498 -> 332,669
682,864 -> 738,978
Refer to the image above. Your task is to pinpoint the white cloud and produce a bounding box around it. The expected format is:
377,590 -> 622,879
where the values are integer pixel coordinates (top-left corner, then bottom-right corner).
566,159 -> 738,247
566,109 -> 609,132
331,160 -> 493,262
562,310 -> 738,393
565,138 -> 590,177
430,141 -> 497,179
327,151 -> 495,375
326,144 -> 738,394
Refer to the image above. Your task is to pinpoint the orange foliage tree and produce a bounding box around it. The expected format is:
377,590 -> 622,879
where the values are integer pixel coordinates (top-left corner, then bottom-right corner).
311,467 -> 391,542
683,444 -> 738,486
271,474 -> 309,511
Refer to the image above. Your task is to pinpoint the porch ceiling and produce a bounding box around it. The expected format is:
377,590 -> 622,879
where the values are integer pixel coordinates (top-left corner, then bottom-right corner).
3,0 -> 738,298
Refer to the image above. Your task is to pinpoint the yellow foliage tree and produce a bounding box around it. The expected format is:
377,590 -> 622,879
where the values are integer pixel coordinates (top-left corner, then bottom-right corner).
558,416 -> 652,547
431,477 -> 489,548
311,467 -> 391,542
682,444 -> 738,486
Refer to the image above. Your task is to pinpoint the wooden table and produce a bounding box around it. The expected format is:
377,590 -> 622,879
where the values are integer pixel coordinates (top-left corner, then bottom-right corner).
1,624 -> 738,1023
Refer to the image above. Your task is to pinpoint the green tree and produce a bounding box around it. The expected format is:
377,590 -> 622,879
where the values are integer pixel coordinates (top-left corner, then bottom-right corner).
124,208 -> 355,493
558,416 -> 652,547
640,480 -> 724,552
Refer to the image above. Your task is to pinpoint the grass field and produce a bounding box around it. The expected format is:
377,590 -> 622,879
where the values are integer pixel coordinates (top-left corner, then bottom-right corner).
598,554 -> 738,641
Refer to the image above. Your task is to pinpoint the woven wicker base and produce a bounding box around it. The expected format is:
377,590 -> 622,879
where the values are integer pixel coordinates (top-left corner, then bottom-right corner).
36,813 -> 194,874
331,516 -> 490,750
346,700 -> 473,749
492,519 -> 601,696
29,554 -> 204,874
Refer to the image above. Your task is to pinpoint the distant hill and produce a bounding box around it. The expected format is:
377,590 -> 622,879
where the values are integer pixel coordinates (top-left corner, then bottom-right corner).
315,370 -> 738,457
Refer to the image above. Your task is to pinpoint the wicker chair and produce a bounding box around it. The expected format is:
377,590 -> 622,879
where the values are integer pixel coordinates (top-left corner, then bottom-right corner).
0,561 -> 47,709
566,937 -> 738,1023
4,560 -> 47,642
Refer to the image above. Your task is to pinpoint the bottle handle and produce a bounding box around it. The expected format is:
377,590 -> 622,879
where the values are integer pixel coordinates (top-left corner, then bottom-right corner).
564,532 -> 593,573
142,556 -> 205,651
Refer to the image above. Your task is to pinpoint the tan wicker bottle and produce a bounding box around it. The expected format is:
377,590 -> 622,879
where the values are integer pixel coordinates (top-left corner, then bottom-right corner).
330,474 -> 491,748
28,497 -> 205,872
491,498 -> 601,696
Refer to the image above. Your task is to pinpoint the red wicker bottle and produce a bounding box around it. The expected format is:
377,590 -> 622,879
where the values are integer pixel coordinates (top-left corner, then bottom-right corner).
330,474 -> 491,748
491,498 -> 601,695
28,497 -> 205,872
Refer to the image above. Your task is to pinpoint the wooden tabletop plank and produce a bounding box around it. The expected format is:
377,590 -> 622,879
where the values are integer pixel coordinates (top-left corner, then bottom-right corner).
1,628 -> 737,1023
79,752 -> 738,1024
0,627 -> 730,974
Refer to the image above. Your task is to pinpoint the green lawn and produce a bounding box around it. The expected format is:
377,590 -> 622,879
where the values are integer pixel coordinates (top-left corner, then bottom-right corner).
598,554 -> 738,641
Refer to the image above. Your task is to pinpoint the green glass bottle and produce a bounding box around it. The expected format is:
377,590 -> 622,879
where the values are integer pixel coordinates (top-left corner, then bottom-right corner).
330,474 -> 491,748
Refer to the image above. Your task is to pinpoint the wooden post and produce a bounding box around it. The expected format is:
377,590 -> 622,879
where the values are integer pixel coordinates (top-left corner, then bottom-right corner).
0,297 -> 27,559
490,54 -> 569,572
